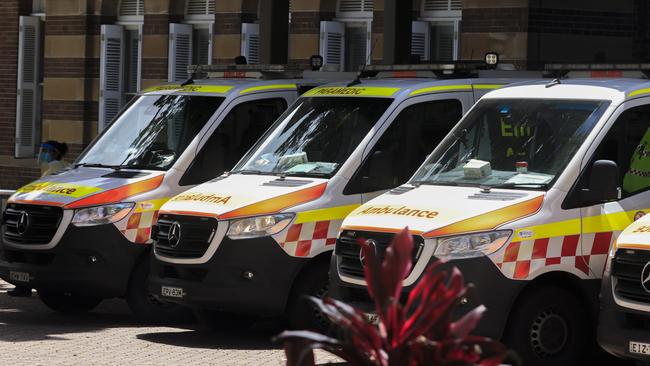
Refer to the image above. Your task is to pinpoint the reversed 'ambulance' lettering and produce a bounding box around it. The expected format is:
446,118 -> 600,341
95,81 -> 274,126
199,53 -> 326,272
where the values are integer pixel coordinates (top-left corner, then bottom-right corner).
171,193 -> 232,205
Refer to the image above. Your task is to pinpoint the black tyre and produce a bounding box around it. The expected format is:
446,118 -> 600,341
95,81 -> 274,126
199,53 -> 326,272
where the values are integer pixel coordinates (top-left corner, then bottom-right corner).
504,286 -> 588,366
287,259 -> 330,333
126,255 -> 193,324
38,290 -> 102,314
193,308 -> 256,332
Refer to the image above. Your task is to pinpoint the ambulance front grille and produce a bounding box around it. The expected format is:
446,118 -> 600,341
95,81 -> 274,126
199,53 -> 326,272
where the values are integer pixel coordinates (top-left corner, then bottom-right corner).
2,204 -> 63,245
154,214 -> 217,259
612,249 -> 650,304
335,230 -> 425,279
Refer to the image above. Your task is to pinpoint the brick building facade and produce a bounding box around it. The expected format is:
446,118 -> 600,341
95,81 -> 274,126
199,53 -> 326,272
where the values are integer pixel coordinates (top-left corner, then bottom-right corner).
0,0 -> 648,189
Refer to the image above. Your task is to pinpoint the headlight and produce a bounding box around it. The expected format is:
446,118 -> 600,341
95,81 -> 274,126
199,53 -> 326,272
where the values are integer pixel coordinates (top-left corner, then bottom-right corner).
434,230 -> 512,259
227,213 -> 295,240
71,203 -> 134,227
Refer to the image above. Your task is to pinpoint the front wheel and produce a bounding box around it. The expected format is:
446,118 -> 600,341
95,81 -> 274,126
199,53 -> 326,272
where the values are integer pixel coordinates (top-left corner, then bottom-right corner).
126,255 -> 193,324
38,290 -> 102,314
504,286 -> 588,366
286,259 -> 330,333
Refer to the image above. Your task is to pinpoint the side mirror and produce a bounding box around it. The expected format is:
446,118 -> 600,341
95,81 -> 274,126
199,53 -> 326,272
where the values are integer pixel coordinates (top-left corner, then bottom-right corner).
581,160 -> 621,205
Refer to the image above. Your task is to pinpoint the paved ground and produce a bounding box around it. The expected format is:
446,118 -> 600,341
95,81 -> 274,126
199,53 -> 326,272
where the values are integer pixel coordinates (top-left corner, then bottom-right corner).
0,280 -> 342,365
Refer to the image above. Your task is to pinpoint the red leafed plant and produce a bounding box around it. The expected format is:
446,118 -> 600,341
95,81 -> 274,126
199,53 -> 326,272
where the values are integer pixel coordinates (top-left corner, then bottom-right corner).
275,227 -> 507,366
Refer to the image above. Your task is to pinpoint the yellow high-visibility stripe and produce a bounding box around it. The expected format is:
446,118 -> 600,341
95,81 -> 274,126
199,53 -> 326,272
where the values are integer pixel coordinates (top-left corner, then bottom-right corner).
239,84 -> 297,94
295,204 -> 361,224
473,84 -> 505,90
514,208 -> 650,241
143,85 -> 234,94
409,84 -> 472,96
628,88 -> 650,98
16,182 -> 103,198
303,86 -> 401,97
135,197 -> 171,212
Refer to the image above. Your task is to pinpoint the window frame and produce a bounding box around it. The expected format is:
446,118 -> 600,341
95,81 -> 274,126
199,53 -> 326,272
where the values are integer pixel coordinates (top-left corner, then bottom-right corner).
563,99 -> 650,208
343,93 -> 470,196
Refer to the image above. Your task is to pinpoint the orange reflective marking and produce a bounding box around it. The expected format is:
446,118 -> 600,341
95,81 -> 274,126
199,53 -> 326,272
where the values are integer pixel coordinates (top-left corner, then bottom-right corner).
7,199 -> 65,207
424,195 -> 544,238
615,243 -> 650,250
159,209 -> 219,218
340,225 -> 424,235
65,175 -> 164,209
218,183 -> 327,220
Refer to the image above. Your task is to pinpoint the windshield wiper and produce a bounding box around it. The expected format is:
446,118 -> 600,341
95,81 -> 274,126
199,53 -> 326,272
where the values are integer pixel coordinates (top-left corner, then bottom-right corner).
118,164 -> 165,171
488,182 -> 549,189
410,180 -> 458,187
281,171 -> 331,178
75,163 -> 121,169
230,169 -> 266,175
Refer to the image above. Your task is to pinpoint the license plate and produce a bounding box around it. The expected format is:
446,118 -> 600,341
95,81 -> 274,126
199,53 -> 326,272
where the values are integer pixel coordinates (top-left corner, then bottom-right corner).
364,312 -> 380,325
161,286 -> 185,298
630,341 -> 650,355
9,271 -> 30,283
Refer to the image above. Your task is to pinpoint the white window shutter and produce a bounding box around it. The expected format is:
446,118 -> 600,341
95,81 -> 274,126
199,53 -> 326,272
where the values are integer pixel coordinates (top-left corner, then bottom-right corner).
15,16 -> 42,158
99,24 -> 124,131
319,21 -> 345,71
411,21 -> 430,62
168,23 -> 193,82
240,23 -> 260,64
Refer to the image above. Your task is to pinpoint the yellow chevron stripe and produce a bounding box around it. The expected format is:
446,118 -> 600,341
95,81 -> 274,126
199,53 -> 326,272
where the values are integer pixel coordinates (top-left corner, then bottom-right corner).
295,204 -> 361,224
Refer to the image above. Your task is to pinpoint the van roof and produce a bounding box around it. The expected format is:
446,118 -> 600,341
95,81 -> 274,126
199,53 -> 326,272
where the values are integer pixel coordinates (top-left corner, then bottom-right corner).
300,78 -> 521,99
140,78 -> 319,97
484,78 -> 650,104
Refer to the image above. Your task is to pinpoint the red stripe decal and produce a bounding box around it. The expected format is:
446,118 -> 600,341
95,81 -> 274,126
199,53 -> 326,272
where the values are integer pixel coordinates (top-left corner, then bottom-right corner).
592,232 -> 613,255
531,238 -> 549,260
561,235 -> 579,257
65,175 -> 164,209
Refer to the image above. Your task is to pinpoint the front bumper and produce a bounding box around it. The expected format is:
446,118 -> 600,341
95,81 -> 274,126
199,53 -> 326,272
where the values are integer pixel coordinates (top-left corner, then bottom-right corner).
149,236 -> 309,317
0,223 -> 146,298
598,272 -> 650,361
329,255 -> 525,340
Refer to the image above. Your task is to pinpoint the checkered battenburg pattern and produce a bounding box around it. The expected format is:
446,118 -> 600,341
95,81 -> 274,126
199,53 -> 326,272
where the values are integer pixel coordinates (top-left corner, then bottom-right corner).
115,210 -> 160,244
273,219 -> 342,257
493,231 -> 614,279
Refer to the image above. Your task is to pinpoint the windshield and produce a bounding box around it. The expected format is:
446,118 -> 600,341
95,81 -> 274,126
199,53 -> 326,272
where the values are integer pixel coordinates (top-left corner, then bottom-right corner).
233,97 -> 394,178
78,95 -> 224,170
411,98 -> 610,189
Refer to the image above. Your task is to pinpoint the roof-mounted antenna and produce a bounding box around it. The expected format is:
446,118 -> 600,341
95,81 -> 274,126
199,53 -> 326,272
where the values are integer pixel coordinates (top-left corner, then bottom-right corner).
347,37 -> 378,87
181,77 -> 194,86
545,78 -> 561,88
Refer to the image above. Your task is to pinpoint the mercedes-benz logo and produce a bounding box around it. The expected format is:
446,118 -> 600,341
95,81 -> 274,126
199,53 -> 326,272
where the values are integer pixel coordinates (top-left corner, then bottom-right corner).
359,239 -> 378,267
16,211 -> 29,235
642,262 -> 650,293
168,222 -> 182,248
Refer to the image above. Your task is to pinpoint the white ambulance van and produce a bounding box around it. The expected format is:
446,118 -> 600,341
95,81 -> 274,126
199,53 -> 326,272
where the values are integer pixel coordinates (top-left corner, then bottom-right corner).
0,67 -> 324,321
599,212 -> 650,362
148,65 -> 536,330
330,78 -> 650,366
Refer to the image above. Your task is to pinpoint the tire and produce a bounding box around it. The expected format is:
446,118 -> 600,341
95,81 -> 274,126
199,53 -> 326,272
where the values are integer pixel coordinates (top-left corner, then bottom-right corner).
287,259 -> 330,333
193,308 -> 256,332
38,289 -> 102,314
504,286 -> 588,366
126,255 -> 194,324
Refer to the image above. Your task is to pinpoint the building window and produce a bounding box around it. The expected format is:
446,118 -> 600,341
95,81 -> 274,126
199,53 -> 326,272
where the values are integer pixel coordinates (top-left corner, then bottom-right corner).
15,14 -> 44,157
169,0 -> 215,82
98,0 -> 143,130
319,0 -> 373,72
420,0 -> 461,61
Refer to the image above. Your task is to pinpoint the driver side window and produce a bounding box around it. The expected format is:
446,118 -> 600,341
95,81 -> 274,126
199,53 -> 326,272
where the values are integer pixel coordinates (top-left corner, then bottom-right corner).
180,98 -> 287,186
565,104 -> 650,207
344,99 -> 463,195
